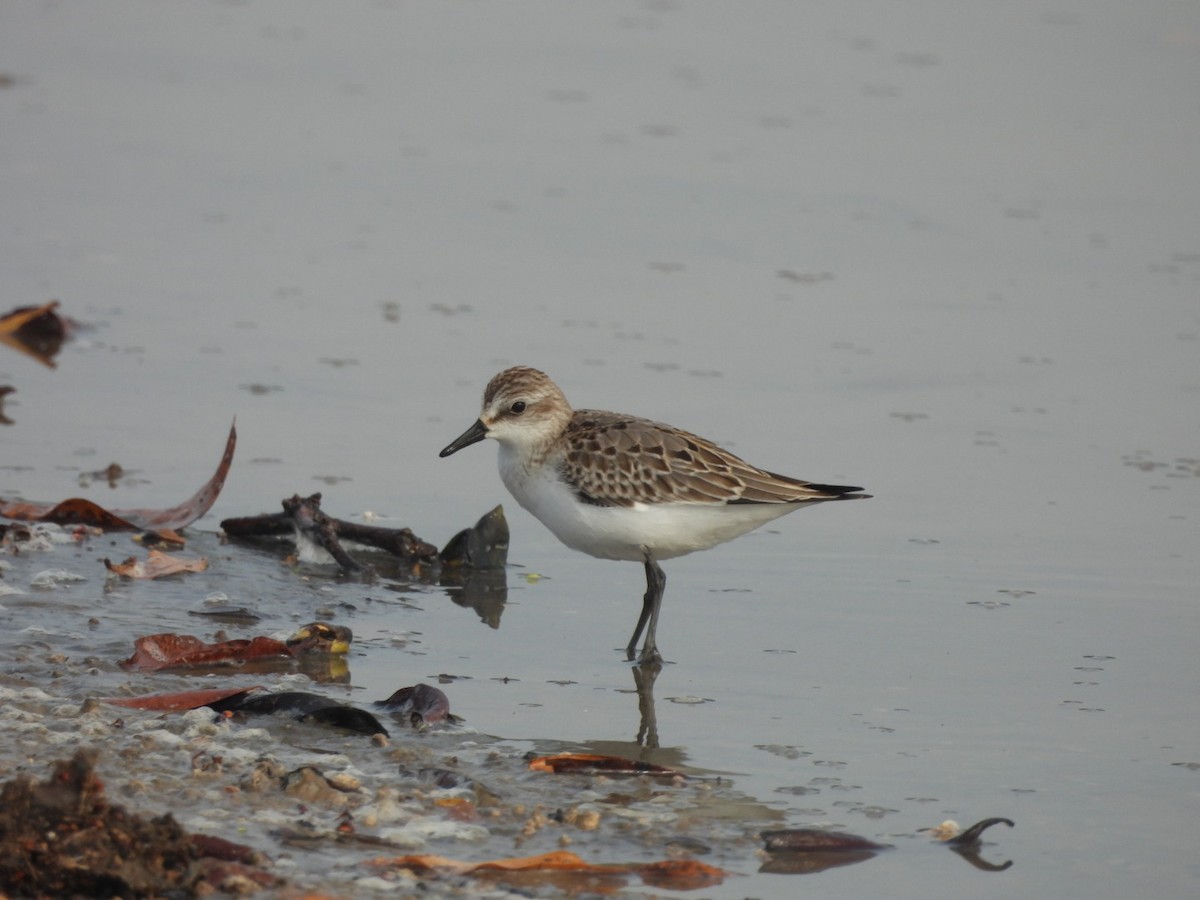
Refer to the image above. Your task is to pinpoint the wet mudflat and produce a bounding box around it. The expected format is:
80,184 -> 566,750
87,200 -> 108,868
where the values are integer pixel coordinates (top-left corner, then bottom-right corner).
3,2 -> 1199,898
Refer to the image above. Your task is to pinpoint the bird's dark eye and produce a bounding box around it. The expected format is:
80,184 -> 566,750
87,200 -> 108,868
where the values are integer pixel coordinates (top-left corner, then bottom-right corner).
510,401 -> 527,414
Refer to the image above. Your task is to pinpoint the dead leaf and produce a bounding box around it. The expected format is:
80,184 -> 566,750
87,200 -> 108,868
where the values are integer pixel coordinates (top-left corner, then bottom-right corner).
100,687 -> 264,711
1,497 -> 144,531
761,828 -> 890,853
1,420 -> 236,540
120,633 -> 293,672
0,304 -> 53,335
634,859 -> 728,890
528,753 -> 684,777
366,851 -> 592,877
373,683 -> 456,726
104,549 -> 208,579
0,301 -> 67,367
366,850 -> 726,892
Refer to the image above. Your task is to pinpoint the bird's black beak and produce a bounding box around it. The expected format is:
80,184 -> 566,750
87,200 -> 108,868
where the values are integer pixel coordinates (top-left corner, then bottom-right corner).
440,419 -> 489,457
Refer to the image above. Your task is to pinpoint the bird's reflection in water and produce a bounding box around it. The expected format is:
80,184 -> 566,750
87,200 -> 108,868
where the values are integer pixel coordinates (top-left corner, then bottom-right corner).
440,567 -> 508,628
631,660 -> 663,749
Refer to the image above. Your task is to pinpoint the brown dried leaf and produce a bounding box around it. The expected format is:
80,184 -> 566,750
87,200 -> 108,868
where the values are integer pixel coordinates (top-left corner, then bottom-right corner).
1,498 -> 141,531
1,421 -> 237,539
635,859 -> 728,890
120,633 -> 293,672
105,549 -> 208,579
366,851 -> 726,891
0,301 -> 66,367
0,303 -> 59,336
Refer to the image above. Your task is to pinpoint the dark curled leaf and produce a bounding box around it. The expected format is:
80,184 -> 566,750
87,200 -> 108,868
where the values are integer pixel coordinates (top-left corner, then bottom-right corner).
761,828 -> 889,853
946,817 -> 1015,846
202,690 -> 268,714
300,706 -> 388,736
0,301 -> 67,367
440,505 -> 509,570
527,753 -> 683,777
230,691 -> 388,736
234,691 -> 342,715
374,683 -> 456,725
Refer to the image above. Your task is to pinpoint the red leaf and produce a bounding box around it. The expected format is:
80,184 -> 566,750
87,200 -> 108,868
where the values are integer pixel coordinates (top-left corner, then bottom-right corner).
366,851 -> 727,891
120,633 -> 293,672
101,687 -> 264,711
635,859 -> 728,890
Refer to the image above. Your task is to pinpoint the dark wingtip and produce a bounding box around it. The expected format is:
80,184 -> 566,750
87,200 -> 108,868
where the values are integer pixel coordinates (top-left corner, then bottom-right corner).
808,483 -> 871,499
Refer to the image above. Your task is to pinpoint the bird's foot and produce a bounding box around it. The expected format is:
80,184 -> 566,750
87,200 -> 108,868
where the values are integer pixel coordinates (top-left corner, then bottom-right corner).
635,645 -> 663,666
624,639 -> 664,666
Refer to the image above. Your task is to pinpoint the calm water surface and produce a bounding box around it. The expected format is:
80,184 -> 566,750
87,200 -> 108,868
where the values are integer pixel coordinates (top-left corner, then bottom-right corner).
2,2 -> 1198,897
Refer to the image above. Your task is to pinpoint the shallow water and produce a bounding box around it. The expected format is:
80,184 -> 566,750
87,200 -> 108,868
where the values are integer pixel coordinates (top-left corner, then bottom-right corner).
3,1 -> 1199,897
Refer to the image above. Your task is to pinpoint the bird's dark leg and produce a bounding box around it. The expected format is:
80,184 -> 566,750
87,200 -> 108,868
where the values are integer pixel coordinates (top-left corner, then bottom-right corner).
626,557 -> 665,664
626,591 -> 651,659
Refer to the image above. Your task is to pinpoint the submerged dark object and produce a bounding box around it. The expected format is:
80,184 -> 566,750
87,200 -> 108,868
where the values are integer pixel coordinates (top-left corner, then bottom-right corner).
298,706 -> 388,736
759,828 -> 886,874
222,691 -> 336,715
374,683 -> 459,728
439,505 -> 509,570
761,816 -> 1015,875
761,829 -> 889,853
219,690 -> 388,737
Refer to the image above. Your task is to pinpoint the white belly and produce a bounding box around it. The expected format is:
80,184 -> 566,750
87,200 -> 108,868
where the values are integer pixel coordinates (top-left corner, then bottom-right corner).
499,450 -> 810,562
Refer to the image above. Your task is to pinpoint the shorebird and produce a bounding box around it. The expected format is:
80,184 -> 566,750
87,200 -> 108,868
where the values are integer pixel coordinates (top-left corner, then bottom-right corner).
440,366 -> 869,664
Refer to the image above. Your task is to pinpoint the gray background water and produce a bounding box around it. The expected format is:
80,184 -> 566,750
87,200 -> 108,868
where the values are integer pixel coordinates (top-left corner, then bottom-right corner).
3,1 -> 1198,896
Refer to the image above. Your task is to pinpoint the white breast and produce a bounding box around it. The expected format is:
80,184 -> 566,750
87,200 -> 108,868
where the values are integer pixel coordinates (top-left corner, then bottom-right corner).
497,445 -> 809,562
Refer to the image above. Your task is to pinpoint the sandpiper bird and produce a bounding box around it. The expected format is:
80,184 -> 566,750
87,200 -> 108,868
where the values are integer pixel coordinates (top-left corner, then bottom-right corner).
439,366 -> 869,664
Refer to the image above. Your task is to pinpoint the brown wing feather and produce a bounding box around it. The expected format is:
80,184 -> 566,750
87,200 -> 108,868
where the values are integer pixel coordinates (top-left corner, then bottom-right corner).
559,410 -> 865,507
